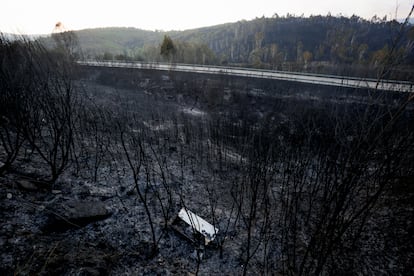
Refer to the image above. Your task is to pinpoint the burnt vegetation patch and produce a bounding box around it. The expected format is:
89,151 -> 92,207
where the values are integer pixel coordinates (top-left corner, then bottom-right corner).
1,34 -> 413,275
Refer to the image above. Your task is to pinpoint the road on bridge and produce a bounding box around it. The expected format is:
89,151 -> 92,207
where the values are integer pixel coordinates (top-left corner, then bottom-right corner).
78,60 -> 413,93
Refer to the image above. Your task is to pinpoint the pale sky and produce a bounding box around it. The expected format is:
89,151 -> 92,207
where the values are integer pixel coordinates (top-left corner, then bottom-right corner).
1,0 -> 413,34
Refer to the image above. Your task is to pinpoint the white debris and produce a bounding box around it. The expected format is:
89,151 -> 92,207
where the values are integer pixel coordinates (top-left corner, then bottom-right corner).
181,108 -> 206,117
177,208 -> 218,245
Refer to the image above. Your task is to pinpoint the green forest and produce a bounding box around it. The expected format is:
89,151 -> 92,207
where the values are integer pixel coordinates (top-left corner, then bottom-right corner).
39,14 -> 414,79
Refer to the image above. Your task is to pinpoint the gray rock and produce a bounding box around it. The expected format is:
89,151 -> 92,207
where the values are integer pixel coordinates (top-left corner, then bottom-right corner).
16,179 -> 39,191
44,200 -> 111,232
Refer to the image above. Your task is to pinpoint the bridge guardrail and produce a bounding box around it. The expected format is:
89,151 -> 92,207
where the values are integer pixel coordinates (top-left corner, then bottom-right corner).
77,60 -> 414,93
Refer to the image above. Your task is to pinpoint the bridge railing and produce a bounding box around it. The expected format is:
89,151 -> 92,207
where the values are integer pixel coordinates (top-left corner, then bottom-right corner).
77,60 -> 414,93
78,59 -> 414,84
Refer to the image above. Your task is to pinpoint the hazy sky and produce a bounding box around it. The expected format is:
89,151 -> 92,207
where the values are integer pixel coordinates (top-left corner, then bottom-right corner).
1,0 -> 412,34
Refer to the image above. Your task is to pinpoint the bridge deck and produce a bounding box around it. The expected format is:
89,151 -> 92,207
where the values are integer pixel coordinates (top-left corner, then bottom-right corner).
78,60 -> 414,93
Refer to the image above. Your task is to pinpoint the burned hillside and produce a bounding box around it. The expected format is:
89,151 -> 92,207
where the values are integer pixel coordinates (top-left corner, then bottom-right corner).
1,37 -> 413,275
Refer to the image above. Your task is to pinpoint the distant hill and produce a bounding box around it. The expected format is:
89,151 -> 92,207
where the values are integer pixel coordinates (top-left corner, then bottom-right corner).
38,15 -> 414,78
174,16 -> 413,64
35,27 -> 165,58
75,27 -> 165,57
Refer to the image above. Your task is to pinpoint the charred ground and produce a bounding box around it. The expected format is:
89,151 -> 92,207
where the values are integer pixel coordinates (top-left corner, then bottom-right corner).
1,39 -> 414,275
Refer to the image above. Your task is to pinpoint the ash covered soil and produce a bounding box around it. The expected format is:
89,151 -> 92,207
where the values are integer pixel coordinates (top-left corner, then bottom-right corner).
0,70 -> 254,275
1,68 -> 413,275
0,158 -> 240,275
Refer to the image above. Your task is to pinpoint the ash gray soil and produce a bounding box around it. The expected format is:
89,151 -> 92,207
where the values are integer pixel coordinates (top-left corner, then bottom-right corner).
1,67 -> 413,275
